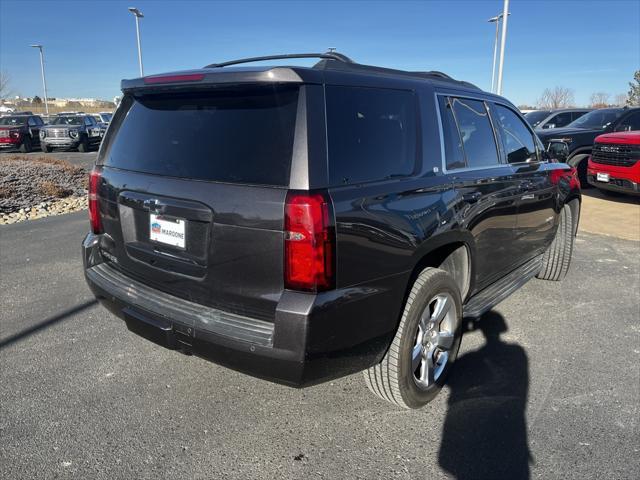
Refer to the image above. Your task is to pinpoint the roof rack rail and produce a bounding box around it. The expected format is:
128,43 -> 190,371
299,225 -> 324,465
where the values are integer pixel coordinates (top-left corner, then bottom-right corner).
202,51 -> 481,91
204,52 -> 354,69
416,70 -> 453,80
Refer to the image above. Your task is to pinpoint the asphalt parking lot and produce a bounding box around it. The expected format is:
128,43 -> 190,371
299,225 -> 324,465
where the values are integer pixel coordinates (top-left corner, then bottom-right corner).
1,211 -> 638,479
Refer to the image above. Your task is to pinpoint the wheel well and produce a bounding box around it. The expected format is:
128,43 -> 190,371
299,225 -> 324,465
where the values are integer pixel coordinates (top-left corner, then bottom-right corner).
410,243 -> 471,301
567,150 -> 590,166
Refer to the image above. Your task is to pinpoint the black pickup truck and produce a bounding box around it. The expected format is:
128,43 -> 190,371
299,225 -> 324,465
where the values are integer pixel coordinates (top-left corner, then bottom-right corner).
83,52 -> 581,409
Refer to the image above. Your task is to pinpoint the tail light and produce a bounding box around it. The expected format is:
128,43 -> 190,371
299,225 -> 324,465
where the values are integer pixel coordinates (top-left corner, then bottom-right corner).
284,191 -> 336,292
88,168 -> 102,234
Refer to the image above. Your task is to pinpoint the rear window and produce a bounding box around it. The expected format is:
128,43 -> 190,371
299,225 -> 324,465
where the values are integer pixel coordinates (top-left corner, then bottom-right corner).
99,86 -> 299,186
326,86 -> 417,186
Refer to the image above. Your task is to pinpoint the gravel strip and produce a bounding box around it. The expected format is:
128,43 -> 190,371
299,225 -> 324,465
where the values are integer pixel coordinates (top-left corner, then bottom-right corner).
1,196 -> 87,225
0,155 -> 88,224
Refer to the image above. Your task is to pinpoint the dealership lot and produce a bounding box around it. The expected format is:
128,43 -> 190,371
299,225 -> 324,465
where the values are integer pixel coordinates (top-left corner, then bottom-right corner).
0,212 -> 638,479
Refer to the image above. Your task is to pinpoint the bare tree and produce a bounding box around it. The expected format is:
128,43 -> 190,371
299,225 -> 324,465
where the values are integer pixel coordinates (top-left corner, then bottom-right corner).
536,87 -> 575,109
613,93 -> 628,106
590,92 -> 610,108
628,70 -> 640,106
0,71 -> 11,100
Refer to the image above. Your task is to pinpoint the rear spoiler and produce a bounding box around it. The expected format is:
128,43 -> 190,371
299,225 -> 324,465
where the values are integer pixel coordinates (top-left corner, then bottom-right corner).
121,67 -> 311,93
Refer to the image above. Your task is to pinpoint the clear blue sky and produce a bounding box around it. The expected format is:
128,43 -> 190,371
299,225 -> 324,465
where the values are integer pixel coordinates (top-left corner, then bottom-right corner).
1,0 -> 638,106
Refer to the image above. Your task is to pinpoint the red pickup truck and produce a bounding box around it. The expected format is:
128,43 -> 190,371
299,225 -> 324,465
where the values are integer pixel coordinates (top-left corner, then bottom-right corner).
587,131 -> 640,196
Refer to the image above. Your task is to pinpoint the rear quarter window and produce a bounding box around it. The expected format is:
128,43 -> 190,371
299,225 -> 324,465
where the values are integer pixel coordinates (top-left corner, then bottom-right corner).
326,86 -> 417,186
99,86 -> 300,186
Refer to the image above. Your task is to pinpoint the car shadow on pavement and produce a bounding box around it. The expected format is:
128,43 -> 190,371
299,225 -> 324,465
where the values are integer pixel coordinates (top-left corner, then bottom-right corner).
582,188 -> 640,205
0,299 -> 97,350
438,311 -> 532,480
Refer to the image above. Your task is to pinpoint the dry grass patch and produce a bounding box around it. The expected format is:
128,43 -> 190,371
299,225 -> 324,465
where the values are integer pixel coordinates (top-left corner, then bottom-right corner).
38,181 -> 72,198
0,185 -> 16,199
0,154 -> 83,174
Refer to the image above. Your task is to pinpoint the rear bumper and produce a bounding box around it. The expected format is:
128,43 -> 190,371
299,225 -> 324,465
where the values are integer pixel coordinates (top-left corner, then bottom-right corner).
83,233 -> 406,387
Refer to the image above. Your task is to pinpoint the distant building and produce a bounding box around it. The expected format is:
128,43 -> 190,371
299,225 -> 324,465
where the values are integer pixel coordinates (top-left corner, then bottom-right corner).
51,98 -> 101,107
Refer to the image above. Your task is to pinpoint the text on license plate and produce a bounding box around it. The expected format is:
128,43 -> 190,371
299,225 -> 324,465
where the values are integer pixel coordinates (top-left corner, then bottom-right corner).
596,172 -> 610,183
150,214 -> 186,249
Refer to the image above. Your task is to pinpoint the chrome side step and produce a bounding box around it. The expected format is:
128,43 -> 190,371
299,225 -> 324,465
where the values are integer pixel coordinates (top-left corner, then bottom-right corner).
463,255 -> 543,319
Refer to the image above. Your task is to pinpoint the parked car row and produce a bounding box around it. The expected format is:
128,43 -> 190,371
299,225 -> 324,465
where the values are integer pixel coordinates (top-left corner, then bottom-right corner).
537,107 -> 640,188
524,108 -> 591,130
0,112 -> 111,152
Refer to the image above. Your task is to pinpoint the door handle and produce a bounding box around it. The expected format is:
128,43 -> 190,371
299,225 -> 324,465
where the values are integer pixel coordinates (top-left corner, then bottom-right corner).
462,192 -> 482,203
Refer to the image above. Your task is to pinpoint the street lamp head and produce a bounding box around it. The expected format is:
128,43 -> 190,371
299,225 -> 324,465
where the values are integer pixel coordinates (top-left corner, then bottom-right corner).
30,44 -> 43,49
488,12 -> 511,22
128,7 -> 144,17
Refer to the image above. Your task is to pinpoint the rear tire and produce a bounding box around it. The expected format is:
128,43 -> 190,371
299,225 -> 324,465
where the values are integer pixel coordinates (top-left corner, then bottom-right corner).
364,268 -> 462,409
537,204 -> 574,281
19,136 -> 32,153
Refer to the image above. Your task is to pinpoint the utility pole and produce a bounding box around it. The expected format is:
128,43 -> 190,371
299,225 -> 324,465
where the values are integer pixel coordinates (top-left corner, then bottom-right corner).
496,0 -> 510,95
128,7 -> 145,76
488,15 -> 501,93
30,44 -> 49,115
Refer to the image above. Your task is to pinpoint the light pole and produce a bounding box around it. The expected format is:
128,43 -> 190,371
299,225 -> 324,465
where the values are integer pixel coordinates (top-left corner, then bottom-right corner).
30,44 -> 49,115
128,7 -> 144,76
488,12 -> 510,94
496,0 -> 510,96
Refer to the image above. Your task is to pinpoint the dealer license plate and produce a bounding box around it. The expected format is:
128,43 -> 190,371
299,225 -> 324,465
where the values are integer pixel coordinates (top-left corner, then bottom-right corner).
150,214 -> 186,249
596,172 -> 610,183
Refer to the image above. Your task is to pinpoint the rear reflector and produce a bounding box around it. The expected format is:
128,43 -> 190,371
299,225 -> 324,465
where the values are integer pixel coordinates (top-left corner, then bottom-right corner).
88,168 -> 102,234
143,73 -> 205,84
284,191 -> 335,292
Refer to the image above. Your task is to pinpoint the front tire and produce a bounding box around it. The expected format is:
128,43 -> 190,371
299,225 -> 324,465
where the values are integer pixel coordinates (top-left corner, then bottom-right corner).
42,144 -> 53,153
537,204 -> 575,281
364,268 -> 463,409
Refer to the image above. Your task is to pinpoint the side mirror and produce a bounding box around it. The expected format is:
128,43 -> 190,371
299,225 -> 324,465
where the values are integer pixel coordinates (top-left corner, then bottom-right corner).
546,140 -> 569,162
543,123 -> 556,129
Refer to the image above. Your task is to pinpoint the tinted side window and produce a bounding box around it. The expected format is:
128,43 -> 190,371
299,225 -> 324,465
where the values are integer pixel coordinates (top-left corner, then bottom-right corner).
549,112 -> 572,128
572,111 -> 587,122
494,105 -> 537,163
450,98 -> 500,168
438,96 -> 466,170
28,117 -> 37,126
326,86 -> 417,185
617,112 -> 640,131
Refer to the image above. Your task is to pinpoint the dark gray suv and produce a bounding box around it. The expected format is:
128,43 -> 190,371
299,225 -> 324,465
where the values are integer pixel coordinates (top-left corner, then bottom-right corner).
40,114 -> 102,152
83,52 -> 580,409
